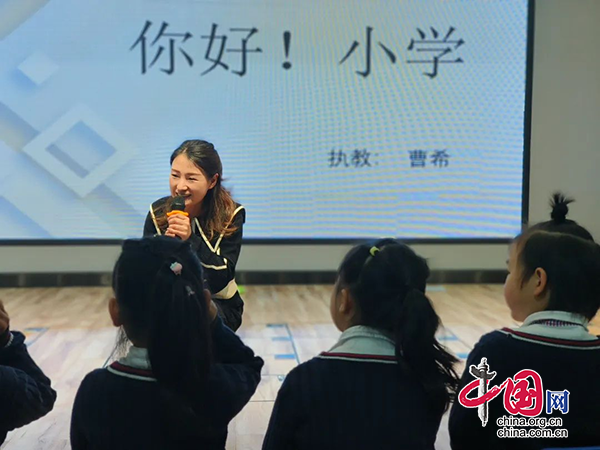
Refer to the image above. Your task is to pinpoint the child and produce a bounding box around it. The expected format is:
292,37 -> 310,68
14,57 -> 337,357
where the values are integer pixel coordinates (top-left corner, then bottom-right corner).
0,300 -> 57,444
449,231 -> 600,449
263,239 -> 459,450
70,236 -> 263,450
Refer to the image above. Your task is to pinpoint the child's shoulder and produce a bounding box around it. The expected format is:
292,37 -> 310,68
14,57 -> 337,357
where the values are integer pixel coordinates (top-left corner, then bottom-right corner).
281,356 -> 333,382
476,329 -> 510,346
276,357 -> 338,398
468,329 -> 514,357
283,352 -> 396,384
80,368 -> 112,386
75,368 -> 113,400
77,364 -> 156,395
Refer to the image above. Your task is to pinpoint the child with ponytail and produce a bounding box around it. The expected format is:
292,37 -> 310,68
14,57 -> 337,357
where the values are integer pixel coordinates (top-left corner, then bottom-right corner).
70,236 -> 263,450
263,239 -> 459,450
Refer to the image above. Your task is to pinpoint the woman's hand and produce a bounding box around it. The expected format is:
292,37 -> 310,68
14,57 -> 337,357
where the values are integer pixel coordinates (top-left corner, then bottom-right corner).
166,214 -> 192,240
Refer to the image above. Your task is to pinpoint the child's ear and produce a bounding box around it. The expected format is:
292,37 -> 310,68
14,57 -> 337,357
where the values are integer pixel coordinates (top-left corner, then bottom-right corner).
533,268 -> 548,298
340,291 -> 362,325
338,288 -> 350,313
340,289 -> 357,315
108,297 -> 122,327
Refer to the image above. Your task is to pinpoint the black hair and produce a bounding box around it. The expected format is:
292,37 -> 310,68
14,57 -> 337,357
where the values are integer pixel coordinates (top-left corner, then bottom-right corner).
112,236 -> 212,396
515,231 -> 600,320
336,238 -> 459,416
528,192 -> 594,241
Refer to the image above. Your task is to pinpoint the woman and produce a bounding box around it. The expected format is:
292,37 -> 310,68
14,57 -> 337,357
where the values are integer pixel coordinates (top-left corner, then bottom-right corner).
143,140 -> 246,331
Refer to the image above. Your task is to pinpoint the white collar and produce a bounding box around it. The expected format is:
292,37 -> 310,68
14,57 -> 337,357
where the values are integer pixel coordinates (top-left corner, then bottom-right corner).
510,310 -> 597,341
107,346 -> 156,382
326,325 -> 396,357
118,345 -> 151,370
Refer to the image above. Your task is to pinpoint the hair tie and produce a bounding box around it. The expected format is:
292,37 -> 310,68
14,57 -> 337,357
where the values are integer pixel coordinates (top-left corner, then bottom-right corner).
370,246 -> 380,257
170,262 -> 183,275
185,286 -> 195,296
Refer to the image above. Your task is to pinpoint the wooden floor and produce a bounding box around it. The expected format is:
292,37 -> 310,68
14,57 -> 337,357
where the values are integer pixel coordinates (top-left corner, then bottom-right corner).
1,284 -> 599,450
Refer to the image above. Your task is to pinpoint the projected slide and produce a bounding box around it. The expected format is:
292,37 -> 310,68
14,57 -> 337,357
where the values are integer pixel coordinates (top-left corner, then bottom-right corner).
0,0 -> 530,240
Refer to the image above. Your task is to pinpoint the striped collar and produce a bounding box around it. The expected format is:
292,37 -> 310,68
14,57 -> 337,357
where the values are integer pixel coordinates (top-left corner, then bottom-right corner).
500,310 -> 600,349
514,311 -> 595,340
318,325 -> 397,364
107,346 -> 156,382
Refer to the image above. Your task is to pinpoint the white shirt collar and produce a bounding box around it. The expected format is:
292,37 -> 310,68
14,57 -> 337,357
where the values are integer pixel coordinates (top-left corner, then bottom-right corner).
327,325 -> 396,357
118,345 -> 151,370
512,310 -> 596,341
522,310 -> 588,327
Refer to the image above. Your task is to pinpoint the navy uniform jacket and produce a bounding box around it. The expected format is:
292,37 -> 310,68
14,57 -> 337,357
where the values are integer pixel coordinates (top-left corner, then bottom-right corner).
449,311 -> 600,450
70,317 -> 263,450
0,330 -> 57,444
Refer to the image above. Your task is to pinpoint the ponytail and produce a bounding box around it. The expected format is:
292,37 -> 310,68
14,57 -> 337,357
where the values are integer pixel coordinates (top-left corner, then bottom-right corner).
113,237 -> 213,400
395,289 -> 459,415
337,239 -> 459,416
147,266 -> 212,396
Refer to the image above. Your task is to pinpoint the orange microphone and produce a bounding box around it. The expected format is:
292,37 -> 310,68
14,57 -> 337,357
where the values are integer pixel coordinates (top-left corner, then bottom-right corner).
167,196 -> 188,218
166,196 -> 188,239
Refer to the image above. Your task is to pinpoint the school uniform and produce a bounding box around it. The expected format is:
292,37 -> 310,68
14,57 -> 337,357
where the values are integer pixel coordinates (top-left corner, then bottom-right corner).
144,196 -> 246,330
70,316 -> 264,450
263,325 -> 443,450
0,329 -> 57,444
449,310 -> 600,450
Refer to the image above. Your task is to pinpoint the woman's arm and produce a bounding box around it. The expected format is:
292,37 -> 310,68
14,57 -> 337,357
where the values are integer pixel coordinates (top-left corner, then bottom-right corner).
189,207 -> 245,296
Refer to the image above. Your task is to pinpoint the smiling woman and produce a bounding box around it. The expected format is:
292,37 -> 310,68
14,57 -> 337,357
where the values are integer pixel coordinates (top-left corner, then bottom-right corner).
143,140 -> 246,331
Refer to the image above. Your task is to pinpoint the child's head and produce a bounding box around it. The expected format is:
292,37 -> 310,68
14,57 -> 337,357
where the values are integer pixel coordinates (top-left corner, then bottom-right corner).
332,239 -> 428,332
333,239 -> 458,414
528,192 -> 594,241
110,236 -> 212,393
505,231 -> 600,321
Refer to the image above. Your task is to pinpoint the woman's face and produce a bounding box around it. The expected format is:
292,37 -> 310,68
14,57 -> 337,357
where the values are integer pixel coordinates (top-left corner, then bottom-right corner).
169,154 -> 217,215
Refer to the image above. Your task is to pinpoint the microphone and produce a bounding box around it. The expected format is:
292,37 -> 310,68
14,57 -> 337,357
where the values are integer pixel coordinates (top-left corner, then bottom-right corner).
166,196 -> 188,239
167,196 -> 188,217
